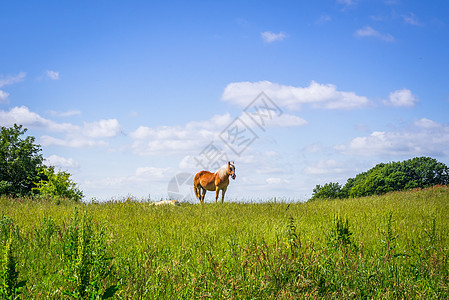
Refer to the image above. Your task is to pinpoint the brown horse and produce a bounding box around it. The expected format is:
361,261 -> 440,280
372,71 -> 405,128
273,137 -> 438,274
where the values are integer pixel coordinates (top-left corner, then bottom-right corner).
193,161 -> 236,204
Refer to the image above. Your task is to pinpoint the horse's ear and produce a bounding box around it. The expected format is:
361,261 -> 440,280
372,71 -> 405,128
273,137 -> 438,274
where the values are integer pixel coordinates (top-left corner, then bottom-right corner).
228,161 -> 230,165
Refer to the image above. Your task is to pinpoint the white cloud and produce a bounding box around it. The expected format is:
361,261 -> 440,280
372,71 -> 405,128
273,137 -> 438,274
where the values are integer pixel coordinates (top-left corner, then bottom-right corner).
337,0 -> 355,6
266,177 -> 290,185
402,12 -> 423,26
0,90 -> 9,103
49,110 -> 81,117
335,119 -> 449,157
354,26 -> 395,42
222,80 -> 370,110
337,0 -> 356,10
354,26 -> 377,37
179,155 -> 196,170
135,167 -> 169,178
266,177 -> 281,184
316,15 -> 331,24
186,113 -> 234,131
130,122 -> 217,155
131,124 -> 213,142
131,113 -> 231,142
41,135 -> 108,148
45,155 -> 79,168
370,15 -> 384,22
0,106 -> 77,132
261,31 -> 288,43
130,114 -> 225,156
264,113 -> 307,127
241,111 -> 307,128
83,166 -> 170,192
414,118 -> 439,129
130,110 -> 306,156
41,122 -> 121,147
0,106 -> 122,148
302,143 -> 326,154
384,89 -> 418,107
304,159 -> 345,175
335,131 -> 414,156
0,72 -> 26,88
131,139 -> 202,155
0,72 -> 26,103
46,70 -> 60,80
83,119 -> 122,138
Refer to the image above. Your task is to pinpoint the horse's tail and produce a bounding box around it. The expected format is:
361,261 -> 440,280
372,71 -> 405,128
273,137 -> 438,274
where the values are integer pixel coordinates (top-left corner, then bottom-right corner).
193,173 -> 201,200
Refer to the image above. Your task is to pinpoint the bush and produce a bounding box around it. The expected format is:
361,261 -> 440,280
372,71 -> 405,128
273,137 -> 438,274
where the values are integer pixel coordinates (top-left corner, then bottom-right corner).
0,124 -> 83,201
33,166 -> 83,202
310,182 -> 344,200
311,157 -> 449,200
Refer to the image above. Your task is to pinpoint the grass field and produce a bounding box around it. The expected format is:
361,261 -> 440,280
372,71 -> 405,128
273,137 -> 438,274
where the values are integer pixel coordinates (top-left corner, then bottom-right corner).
0,186 -> 448,299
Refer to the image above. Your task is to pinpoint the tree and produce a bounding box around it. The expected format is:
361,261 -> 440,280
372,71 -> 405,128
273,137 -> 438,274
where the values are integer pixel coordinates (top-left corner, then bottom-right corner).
1,124 -> 83,201
0,124 -> 43,196
310,157 -> 449,200
33,166 -> 84,202
310,182 -> 343,200
344,157 -> 449,198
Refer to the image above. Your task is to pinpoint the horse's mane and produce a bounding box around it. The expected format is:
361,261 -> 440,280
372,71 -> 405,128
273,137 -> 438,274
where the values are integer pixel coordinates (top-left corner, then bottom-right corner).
216,162 -> 234,178
216,164 -> 228,178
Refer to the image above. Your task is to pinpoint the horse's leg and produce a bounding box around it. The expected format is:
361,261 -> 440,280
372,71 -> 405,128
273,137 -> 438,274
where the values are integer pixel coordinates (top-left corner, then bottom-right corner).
221,186 -> 227,204
215,188 -> 220,203
194,185 -> 201,201
201,188 -> 206,204
194,186 -> 199,201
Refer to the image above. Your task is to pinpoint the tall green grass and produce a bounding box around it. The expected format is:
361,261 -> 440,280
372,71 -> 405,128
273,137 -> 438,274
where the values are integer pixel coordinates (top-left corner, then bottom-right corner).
0,186 -> 448,299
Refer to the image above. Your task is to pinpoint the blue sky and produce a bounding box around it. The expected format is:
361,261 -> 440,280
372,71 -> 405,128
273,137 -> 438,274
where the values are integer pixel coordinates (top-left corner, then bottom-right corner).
1,0 -> 449,201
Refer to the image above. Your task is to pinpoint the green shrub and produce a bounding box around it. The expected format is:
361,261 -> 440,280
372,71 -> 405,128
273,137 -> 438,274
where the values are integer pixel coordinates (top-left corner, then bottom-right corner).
63,208 -> 117,299
310,182 -> 344,200
327,215 -> 353,249
312,156 -> 449,200
33,166 -> 83,202
0,236 -> 26,299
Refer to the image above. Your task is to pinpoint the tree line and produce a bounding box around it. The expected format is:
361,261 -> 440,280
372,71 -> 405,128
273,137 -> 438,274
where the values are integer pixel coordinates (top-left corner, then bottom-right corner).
0,124 -> 83,201
310,156 -> 449,201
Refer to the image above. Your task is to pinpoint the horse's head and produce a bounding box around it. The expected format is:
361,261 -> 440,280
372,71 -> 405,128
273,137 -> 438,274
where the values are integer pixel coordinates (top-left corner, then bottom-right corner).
228,161 -> 236,180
